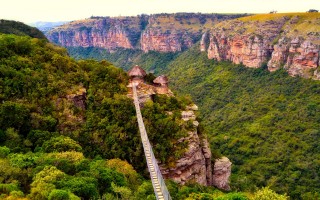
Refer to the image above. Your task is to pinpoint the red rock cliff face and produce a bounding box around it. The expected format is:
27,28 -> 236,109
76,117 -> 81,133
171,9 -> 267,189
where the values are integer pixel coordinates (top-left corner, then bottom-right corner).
47,14 -> 247,53
269,38 -> 319,78
204,13 -> 320,79
141,28 -> 191,52
160,106 -> 231,189
208,34 -> 273,68
47,18 -> 136,50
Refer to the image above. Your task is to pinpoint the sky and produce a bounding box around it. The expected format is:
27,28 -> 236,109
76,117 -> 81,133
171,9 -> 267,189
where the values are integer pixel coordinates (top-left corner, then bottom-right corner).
1,0 -> 320,24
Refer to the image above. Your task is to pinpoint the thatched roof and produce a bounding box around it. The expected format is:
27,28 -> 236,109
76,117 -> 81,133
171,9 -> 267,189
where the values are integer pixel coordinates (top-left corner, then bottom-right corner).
128,65 -> 146,77
153,75 -> 169,84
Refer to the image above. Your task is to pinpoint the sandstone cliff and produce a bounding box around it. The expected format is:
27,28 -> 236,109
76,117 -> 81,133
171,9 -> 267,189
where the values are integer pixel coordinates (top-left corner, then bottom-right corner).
160,105 -> 231,189
203,13 -> 320,79
47,13 -> 247,53
47,17 -> 141,51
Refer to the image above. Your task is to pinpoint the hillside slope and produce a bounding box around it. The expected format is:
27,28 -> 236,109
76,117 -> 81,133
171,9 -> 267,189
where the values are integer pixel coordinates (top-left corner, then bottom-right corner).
0,32 -> 250,199
167,45 -> 320,199
0,19 -> 47,39
66,47 -> 179,73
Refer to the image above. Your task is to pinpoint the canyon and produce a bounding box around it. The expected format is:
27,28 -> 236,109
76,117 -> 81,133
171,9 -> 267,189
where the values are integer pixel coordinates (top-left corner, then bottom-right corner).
47,13 -> 320,79
46,13 -> 246,53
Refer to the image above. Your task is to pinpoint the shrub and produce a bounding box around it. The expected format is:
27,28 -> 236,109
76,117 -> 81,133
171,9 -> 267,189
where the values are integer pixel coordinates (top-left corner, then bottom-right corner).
42,136 -> 82,153
8,152 -> 38,168
252,187 -> 288,200
0,183 -> 20,194
0,146 -> 10,158
0,102 -> 31,135
216,192 -> 248,200
57,176 -> 98,199
48,189 -> 69,200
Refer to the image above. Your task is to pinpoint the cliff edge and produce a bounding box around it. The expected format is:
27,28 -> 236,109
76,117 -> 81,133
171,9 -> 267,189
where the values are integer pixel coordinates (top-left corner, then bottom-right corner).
202,13 -> 320,79
46,13 -> 247,53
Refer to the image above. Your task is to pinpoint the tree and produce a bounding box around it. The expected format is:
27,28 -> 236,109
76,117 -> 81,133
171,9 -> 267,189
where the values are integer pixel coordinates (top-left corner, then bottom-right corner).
252,187 -> 288,200
307,9 -> 319,13
48,189 -> 69,200
41,136 -> 82,153
29,166 -> 66,200
0,102 -> 31,135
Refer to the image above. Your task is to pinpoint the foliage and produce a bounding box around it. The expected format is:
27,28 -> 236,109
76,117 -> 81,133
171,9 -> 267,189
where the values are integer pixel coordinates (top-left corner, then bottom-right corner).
0,183 -> 20,194
41,136 -> 82,153
252,187 -> 288,200
8,153 -> 38,168
166,45 -> 320,198
111,182 -> 132,200
0,20 -> 47,40
67,47 -> 180,74
0,33 -> 204,199
106,158 -> 141,189
134,181 -> 156,200
215,193 -> 249,200
0,102 -> 31,136
0,26 -> 303,200
56,176 -> 98,199
0,146 -> 10,158
48,189 -> 69,200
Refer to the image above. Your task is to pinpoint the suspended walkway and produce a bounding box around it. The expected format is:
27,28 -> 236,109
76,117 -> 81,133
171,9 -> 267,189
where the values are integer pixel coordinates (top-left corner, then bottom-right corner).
132,84 -> 172,200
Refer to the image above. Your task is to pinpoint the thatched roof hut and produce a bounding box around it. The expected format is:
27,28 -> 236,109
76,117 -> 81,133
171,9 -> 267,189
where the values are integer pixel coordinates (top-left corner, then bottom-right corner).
128,65 -> 147,78
153,75 -> 169,85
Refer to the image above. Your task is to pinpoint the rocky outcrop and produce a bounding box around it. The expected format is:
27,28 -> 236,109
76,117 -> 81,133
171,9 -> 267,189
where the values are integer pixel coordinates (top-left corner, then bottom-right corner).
56,87 -> 87,132
160,106 -> 231,189
200,32 -> 208,52
141,28 -> 194,52
161,128 -> 213,186
212,157 -> 232,190
269,38 -> 319,78
66,87 -> 87,110
47,18 -> 139,51
47,13 -> 247,53
208,34 -> 272,68
204,13 -> 320,79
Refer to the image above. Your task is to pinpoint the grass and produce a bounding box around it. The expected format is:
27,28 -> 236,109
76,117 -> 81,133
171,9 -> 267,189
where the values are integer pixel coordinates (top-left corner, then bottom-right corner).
211,12 -> 320,44
239,12 -> 320,22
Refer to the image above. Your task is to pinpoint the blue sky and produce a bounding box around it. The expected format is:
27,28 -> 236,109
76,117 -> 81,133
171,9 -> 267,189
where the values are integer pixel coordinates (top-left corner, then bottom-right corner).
2,0 -> 320,23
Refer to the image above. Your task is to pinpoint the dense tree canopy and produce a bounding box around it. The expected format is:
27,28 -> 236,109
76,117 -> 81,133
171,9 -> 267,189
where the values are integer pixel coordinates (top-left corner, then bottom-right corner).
0,23 -> 293,199
167,45 -> 320,199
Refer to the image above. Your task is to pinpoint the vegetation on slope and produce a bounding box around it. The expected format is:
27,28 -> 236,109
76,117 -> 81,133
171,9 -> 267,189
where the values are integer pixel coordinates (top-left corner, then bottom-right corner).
0,33 -> 253,199
214,12 -> 320,44
0,29 -> 290,199
167,46 -> 320,199
0,19 -> 47,40
67,47 -> 179,73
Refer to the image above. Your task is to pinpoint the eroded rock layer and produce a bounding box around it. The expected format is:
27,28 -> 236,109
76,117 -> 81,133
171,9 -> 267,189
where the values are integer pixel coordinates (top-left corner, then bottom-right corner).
47,13 -> 247,53
204,13 -> 320,79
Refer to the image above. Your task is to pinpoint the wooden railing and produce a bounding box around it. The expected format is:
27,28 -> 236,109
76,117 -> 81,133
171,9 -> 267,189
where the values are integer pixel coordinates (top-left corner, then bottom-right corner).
132,83 -> 172,200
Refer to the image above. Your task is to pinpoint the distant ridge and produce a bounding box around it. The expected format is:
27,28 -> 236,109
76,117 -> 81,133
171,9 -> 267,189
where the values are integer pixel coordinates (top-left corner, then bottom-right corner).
0,19 -> 47,40
29,21 -> 69,34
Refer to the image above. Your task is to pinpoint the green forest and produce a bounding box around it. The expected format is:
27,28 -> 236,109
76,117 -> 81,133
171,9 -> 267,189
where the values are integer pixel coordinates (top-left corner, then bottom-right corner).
67,47 -> 179,74
0,28 -> 283,199
0,32 -> 198,200
1,20 -> 318,199
166,46 -> 320,199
